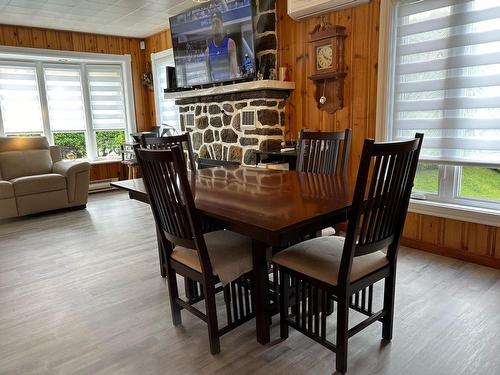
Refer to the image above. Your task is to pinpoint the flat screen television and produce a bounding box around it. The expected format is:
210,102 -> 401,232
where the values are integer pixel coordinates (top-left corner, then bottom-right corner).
169,0 -> 256,89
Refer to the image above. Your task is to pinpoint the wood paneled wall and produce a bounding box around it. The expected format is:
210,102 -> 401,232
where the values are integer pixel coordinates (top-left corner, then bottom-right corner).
276,0 -> 380,184
402,213 -> 500,268
0,24 -> 151,133
275,0 -> 499,268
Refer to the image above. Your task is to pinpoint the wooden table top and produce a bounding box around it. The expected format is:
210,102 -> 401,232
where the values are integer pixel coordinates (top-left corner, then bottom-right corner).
112,166 -> 352,243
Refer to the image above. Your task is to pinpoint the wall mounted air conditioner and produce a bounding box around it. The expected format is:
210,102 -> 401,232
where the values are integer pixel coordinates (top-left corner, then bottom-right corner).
287,0 -> 370,20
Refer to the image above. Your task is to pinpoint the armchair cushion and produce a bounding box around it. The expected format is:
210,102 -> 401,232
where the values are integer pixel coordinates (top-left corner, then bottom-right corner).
0,150 -> 53,181
12,174 -> 66,197
0,180 -> 14,199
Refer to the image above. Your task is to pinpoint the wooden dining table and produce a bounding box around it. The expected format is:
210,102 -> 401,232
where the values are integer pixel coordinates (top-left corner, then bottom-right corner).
112,166 -> 352,345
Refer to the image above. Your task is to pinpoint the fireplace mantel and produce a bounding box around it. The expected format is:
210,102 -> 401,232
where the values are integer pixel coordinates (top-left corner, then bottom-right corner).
164,80 -> 295,104
165,80 -> 295,167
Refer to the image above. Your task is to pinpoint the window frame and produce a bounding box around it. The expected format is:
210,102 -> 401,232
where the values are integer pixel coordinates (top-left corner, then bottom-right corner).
0,45 -> 136,162
377,0 -> 500,225
151,48 -> 179,131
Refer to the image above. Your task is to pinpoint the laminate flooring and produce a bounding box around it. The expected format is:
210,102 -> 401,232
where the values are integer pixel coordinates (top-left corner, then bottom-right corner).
0,191 -> 499,375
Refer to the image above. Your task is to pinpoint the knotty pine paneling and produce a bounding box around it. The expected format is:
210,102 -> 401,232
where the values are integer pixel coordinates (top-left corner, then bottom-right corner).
402,212 -> 500,268
90,163 -> 123,182
0,24 -> 151,133
276,0 -> 499,269
276,0 -> 380,185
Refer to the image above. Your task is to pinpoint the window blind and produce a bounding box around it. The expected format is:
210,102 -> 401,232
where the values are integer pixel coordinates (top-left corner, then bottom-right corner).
0,64 -> 44,134
156,62 -> 179,127
43,65 -> 86,131
87,65 -> 126,130
152,53 -> 179,130
393,0 -> 500,165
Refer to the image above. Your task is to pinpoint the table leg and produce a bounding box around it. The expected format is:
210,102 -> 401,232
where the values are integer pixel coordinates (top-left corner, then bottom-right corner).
252,239 -> 270,344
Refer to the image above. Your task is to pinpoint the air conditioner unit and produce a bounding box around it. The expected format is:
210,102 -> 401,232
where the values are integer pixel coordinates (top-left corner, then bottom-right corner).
287,0 -> 370,20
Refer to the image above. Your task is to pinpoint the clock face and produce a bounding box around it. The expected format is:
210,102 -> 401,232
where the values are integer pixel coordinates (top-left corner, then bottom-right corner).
316,45 -> 334,70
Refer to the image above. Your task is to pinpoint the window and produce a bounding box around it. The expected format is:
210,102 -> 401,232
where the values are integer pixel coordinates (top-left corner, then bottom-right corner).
151,49 -> 179,131
386,0 -> 500,212
0,64 -> 44,135
0,47 -> 135,161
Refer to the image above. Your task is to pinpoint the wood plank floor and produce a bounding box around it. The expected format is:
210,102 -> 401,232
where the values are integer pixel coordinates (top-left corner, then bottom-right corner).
1,191 -> 499,375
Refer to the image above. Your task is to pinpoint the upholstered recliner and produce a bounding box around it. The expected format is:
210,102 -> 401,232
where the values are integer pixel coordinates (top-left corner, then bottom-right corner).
0,136 -> 90,219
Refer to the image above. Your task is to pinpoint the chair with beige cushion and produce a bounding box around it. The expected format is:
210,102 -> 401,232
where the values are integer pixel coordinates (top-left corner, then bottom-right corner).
273,133 -> 423,374
0,136 -> 90,219
134,144 -> 255,355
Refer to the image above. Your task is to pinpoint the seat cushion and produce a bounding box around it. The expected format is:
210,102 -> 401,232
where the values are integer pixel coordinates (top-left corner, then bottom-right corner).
0,180 -> 14,199
272,236 -> 388,286
12,174 -> 67,197
171,230 -> 253,285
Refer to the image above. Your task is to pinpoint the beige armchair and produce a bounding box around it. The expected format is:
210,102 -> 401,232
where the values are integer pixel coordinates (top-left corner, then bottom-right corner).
0,136 -> 90,219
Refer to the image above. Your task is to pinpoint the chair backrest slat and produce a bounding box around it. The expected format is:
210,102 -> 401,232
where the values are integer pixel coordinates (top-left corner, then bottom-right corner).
134,145 -> 214,275
141,134 -> 196,171
296,129 -> 352,176
338,133 -> 423,284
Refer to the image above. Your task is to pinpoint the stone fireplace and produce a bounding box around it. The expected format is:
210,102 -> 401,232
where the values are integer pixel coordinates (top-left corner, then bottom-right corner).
166,80 -> 294,166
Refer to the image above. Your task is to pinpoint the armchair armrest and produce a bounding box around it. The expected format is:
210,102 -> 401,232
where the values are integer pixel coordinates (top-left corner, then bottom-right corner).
53,160 -> 90,176
53,160 -> 90,203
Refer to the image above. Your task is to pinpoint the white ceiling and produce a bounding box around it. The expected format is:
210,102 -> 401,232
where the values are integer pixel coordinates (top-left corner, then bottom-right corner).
0,0 -> 196,38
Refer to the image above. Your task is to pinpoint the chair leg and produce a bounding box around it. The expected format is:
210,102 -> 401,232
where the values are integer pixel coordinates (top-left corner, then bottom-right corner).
382,272 -> 396,341
165,268 -> 182,326
279,268 -> 289,340
184,278 -> 198,303
203,283 -> 220,355
336,295 -> 349,374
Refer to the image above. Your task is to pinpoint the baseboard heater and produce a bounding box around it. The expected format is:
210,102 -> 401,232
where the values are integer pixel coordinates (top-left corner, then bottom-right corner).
89,178 -> 119,193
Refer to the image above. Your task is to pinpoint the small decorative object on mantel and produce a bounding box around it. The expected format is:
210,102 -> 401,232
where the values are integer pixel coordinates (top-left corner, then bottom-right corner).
308,17 -> 347,114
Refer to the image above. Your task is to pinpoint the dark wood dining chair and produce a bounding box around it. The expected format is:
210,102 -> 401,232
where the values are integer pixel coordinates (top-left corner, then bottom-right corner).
273,133 -> 423,374
134,145 -> 256,355
140,133 -> 196,171
296,129 -> 352,176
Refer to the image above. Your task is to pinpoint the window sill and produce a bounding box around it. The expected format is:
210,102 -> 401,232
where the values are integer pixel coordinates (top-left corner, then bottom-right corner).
89,159 -> 122,165
408,199 -> 500,227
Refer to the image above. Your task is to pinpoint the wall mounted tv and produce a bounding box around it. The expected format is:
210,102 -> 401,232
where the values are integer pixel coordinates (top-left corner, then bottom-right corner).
169,0 -> 256,89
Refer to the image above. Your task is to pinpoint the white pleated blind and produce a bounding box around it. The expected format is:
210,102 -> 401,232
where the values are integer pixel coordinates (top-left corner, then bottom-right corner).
43,65 -> 86,131
87,65 -> 126,130
0,64 -> 43,134
156,62 -> 179,127
393,0 -> 500,165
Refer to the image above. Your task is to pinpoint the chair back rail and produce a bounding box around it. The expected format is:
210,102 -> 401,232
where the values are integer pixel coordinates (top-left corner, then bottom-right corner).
134,145 -> 213,276
140,134 -> 196,171
296,129 -> 352,176
339,133 -> 423,283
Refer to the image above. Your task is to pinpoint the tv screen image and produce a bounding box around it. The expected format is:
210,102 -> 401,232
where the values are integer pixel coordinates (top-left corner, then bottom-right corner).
169,0 -> 256,88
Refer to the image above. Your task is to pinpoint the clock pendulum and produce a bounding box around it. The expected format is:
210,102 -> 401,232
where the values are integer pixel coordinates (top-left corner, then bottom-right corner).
319,79 -> 327,105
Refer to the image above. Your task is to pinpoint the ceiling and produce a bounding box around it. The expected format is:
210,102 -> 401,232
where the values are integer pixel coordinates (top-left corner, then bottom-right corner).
0,0 -> 196,38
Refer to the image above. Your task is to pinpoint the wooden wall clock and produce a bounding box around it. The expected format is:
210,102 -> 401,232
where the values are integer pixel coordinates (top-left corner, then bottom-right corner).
308,19 -> 347,114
